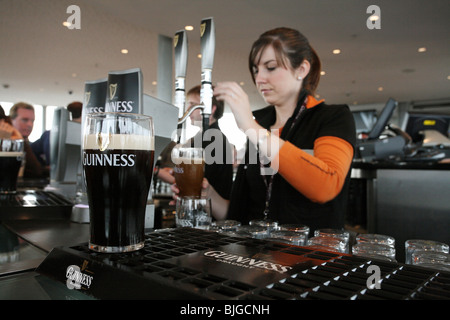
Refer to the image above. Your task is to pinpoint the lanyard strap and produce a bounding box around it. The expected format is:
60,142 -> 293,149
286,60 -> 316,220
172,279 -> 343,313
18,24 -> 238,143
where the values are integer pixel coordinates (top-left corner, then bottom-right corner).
259,99 -> 307,218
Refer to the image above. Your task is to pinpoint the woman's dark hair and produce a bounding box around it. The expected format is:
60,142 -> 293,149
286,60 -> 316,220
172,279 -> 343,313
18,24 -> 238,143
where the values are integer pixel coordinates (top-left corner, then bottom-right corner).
248,27 -> 321,95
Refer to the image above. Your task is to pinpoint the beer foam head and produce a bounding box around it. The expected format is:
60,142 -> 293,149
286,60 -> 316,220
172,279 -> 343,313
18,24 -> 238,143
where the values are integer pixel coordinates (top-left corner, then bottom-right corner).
171,147 -> 204,164
83,134 -> 154,150
173,156 -> 204,164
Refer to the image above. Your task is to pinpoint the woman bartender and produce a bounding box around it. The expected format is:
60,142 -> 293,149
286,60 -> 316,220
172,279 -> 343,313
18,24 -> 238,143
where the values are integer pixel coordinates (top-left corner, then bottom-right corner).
176,27 -> 356,232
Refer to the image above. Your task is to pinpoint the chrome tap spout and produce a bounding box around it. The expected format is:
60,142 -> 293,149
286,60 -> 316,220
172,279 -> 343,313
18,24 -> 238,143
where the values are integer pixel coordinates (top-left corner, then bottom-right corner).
177,104 -> 204,125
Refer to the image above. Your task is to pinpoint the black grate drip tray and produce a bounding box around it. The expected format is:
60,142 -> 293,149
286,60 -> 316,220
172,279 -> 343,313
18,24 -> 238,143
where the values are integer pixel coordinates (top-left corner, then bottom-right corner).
36,228 -> 450,300
0,190 -> 73,220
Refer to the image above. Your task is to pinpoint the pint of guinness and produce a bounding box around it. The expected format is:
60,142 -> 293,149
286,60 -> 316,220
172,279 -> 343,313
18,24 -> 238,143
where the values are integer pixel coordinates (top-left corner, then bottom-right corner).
0,139 -> 24,194
171,146 -> 204,197
82,113 -> 154,253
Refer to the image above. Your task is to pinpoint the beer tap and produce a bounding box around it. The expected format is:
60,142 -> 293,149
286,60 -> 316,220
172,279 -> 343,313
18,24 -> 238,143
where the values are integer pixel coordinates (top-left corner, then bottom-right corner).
173,30 -> 188,143
199,17 -> 215,133
175,18 -> 215,141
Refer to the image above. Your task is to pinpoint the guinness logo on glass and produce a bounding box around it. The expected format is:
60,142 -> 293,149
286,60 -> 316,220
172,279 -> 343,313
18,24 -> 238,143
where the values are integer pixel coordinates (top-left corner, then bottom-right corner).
85,91 -> 91,106
109,83 -> 117,100
200,22 -> 206,37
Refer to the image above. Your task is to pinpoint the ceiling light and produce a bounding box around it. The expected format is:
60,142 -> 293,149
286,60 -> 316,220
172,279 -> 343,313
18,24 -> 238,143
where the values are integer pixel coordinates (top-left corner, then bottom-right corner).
447,75 -> 450,80
152,81 -> 157,85
418,47 -> 427,53
62,21 -> 71,27
197,53 -> 202,59
185,26 -> 194,31
72,73 -> 77,78
121,49 -> 128,54
239,82 -> 245,86
378,87 -> 383,92
320,71 -> 326,76
333,49 -> 341,54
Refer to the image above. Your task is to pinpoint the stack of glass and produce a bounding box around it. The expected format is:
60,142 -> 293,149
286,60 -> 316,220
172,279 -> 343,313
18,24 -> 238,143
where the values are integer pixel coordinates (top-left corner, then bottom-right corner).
352,233 -> 397,261
405,239 -> 449,266
249,219 -> 279,233
210,220 -> 241,233
274,224 -> 310,246
307,236 -> 347,253
308,228 -> 350,253
268,230 -> 307,246
411,251 -> 450,271
234,225 -> 270,239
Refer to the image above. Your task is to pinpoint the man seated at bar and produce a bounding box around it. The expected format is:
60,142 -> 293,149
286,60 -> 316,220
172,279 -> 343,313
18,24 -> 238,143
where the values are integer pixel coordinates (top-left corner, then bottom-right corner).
10,102 -> 49,179
173,28 -> 356,233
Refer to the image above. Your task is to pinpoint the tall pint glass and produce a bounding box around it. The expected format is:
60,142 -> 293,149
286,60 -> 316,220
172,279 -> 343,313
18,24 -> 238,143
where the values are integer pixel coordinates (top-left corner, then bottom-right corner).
171,146 -> 204,197
0,139 -> 25,194
82,113 -> 154,253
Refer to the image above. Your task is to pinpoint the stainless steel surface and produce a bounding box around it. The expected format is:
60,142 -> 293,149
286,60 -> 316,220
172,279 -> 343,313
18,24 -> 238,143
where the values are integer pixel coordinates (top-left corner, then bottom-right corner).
375,168 -> 450,262
4,220 -> 90,253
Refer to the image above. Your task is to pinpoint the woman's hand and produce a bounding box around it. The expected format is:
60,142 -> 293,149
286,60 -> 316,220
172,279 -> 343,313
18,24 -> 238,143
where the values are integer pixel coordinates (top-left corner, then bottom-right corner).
214,82 -> 255,132
169,178 -> 211,205
170,178 -> 229,220
0,120 -> 23,139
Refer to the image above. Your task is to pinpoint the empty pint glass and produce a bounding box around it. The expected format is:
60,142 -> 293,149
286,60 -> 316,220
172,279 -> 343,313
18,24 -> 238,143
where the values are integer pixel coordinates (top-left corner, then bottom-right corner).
0,139 -> 25,194
82,113 -> 154,253
172,146 -> 204,197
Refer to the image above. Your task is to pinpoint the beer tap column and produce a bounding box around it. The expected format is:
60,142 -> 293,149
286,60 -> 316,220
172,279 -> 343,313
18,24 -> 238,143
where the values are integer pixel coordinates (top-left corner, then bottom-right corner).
200,18 -> 215,134
201,70 -> 213,132
174,30 -> 188,143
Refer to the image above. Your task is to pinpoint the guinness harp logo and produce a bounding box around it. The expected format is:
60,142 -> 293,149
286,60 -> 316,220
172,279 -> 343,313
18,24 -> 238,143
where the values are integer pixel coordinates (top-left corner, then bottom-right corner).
85,91 -> 91,106
200,22 -> 206,37
174,34 -> 179,48
109,83 -> 117,100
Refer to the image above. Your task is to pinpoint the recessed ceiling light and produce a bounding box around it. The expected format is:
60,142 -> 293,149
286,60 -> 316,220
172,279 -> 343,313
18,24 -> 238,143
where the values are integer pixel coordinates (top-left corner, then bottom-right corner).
418,47 -> 427,53
197,53 -> 202,59
239,82 -> 245,86
62,21 -> 71,27
333,49 -> 341,54
152,81 -> 157,85
121,49 -> 129,54
378,87 -> 383,92
185,26 -> 194,31
320,71 -> 326,76
447,75 -> 450,80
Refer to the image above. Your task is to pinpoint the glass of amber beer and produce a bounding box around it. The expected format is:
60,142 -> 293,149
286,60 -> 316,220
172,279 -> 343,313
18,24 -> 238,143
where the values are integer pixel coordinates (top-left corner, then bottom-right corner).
82,113 -> 154,253
0,138 -> 25,194
171,145 -> 204,197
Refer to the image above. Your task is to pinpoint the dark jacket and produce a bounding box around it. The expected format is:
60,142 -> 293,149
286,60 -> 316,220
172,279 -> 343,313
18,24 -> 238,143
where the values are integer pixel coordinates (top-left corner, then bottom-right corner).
227,96 -> 356,233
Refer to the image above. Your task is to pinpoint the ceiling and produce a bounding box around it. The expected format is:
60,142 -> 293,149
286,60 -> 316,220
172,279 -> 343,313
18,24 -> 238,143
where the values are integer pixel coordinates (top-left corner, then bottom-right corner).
1,0 -> 449,111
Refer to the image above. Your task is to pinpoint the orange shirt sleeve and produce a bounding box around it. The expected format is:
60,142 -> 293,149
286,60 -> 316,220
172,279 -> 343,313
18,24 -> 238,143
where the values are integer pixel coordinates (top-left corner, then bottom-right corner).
274,136 -> 354,203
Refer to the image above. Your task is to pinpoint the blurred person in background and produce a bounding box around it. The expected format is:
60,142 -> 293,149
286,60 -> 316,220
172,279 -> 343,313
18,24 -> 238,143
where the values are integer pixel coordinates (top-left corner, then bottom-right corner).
10,102 -> 49,179
0,105 -> 22,139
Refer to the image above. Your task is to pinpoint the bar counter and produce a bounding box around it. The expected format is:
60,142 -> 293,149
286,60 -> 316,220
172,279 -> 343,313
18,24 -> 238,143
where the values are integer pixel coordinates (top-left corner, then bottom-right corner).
1,210 -> 449,300
1,159 -> 450,301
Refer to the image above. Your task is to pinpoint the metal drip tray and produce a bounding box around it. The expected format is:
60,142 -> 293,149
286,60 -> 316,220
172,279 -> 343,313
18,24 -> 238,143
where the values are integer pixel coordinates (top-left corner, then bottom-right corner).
0,190 -> 73,220
36,228 -> 450,300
